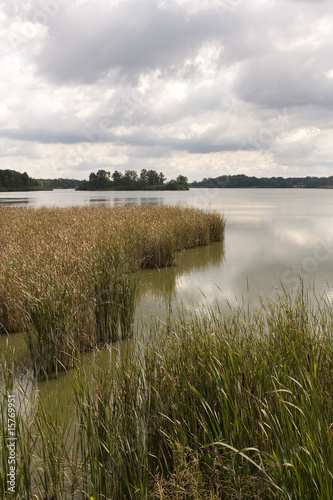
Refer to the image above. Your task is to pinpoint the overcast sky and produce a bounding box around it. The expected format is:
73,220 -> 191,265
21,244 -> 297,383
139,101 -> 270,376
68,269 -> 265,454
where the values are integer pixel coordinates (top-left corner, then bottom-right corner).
1,0 -> 333,181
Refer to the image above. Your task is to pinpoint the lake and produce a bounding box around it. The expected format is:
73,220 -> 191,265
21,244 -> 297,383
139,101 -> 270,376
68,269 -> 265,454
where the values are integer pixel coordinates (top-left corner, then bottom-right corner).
2,187 -> 333,425
1,188 -> 333,311
2,188 -> 333,498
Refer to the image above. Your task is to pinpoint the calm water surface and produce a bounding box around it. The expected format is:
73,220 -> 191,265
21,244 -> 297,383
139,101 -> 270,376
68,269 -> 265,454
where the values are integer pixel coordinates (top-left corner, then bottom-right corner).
1,188 -> 333,308
2,187 -> 333,402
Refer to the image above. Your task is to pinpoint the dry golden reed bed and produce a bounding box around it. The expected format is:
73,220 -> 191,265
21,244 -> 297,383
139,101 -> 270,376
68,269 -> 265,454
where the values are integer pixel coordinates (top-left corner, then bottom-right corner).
0,205 -> 225,374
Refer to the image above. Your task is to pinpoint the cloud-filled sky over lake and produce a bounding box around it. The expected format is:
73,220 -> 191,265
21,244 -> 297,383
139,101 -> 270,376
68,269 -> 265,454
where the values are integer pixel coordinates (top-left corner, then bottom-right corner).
1,0 -> 333,181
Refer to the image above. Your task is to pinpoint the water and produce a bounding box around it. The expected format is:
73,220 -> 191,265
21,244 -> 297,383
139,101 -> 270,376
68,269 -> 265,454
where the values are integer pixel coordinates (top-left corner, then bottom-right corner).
2,188 -> 333,306
1,187 -> 333,422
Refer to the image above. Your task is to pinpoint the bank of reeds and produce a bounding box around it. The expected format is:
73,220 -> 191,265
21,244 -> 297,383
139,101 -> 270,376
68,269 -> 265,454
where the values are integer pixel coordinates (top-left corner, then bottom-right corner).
1,285 -> 333,498
0,205 -> 225,374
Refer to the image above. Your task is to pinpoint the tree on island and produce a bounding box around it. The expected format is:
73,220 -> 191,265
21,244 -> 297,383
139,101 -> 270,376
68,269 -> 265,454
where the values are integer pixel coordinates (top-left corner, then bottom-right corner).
77,169 -> 189,191
139,169 -> 166,186
88,170 -> 112,189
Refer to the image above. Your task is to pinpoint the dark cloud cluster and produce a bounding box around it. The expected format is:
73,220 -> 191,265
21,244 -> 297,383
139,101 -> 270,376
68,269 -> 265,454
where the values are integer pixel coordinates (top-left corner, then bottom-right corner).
36,0 -> 223,84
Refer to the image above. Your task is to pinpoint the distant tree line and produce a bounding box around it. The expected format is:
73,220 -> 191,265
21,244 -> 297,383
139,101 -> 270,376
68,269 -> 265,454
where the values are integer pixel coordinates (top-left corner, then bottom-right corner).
5,169 -> 332,193
77,169 -> 189,191
190,174 -> 333,189
0,169 -> 42,191
0,169 -> 84,191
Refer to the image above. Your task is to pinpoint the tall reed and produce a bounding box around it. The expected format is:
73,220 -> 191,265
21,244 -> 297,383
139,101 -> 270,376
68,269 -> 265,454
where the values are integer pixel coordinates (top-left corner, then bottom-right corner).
0,205 -> 225,375
92,241 -> 137,343
73,285 -> 333,499
1,284 -> 333,497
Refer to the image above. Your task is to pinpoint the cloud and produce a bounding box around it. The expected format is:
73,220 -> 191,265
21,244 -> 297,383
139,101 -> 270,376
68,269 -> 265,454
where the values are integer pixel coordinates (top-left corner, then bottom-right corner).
1,0 -> 333,180
1,128 -> 84,144
35,0 -> 223,85
235,47 -> 333,109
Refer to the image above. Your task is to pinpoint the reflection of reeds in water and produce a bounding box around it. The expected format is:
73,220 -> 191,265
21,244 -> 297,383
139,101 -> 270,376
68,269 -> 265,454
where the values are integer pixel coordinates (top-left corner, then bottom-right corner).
0,205 -> 225,375
138,240 -> 225,302
2,284 -> 333,498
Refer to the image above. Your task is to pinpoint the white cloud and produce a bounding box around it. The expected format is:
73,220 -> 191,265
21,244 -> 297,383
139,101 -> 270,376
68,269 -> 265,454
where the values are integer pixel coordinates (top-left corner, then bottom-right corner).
1,0 -> 333,180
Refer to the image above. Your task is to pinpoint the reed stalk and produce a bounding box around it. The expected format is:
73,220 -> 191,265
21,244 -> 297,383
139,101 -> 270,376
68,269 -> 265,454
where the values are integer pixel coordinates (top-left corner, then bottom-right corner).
0,205 -> 225,375
1,284 -> 333,497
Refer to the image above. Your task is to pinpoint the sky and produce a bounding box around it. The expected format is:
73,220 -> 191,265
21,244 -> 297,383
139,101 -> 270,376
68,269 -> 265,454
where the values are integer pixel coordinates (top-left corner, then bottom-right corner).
1,0 -> 333,182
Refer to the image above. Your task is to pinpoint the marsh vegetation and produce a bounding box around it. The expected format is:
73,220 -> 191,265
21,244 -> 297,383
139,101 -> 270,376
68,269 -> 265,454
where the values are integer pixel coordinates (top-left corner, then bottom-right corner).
1,204 -> 333,499
0,205 -> 224,376
1,286 -> 333,498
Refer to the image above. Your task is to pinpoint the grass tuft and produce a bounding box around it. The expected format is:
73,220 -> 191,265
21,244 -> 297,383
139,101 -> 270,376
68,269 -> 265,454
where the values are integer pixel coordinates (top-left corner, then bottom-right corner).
1,284 -> 333,498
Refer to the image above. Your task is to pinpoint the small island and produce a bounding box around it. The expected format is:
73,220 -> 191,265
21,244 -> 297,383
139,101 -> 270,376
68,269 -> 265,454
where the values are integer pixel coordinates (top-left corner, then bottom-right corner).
76,169 -> 189,190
